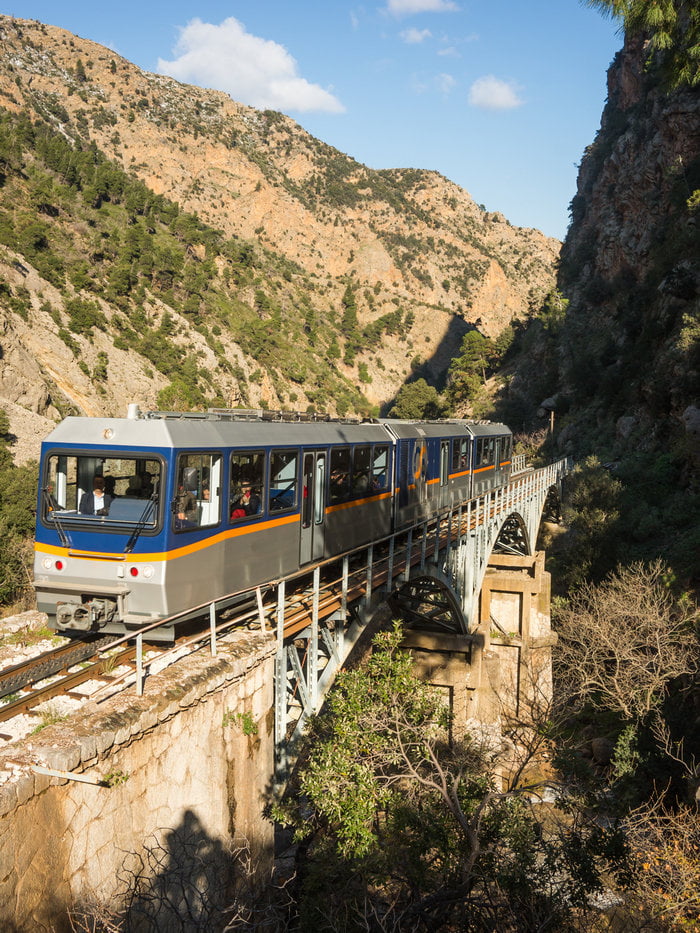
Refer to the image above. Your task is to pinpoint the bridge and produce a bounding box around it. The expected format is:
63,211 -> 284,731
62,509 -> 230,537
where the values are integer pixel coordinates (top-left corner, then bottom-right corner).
267,455 -> 569,774
0,456 -> 571,930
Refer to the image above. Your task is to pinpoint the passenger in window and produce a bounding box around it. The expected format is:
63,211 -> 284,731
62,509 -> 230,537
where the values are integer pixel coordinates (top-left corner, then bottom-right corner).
329,469 -> 349,502
79,476 -> 112,515
175,482 -> 198,527
103,476 -> 118,498
231,483 -> 260,518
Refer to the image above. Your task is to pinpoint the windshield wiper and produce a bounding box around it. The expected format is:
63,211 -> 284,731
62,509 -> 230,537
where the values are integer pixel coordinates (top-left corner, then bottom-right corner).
42,487 -> 71,548
124,495 -> 158,554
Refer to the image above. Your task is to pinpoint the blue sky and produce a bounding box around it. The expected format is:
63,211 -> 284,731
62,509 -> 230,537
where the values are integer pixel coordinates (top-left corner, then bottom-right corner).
3,1 -> 622,240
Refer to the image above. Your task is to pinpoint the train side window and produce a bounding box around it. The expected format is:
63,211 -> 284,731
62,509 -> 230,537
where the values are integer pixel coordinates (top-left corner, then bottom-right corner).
173,452 -> 222,532
352,445 -> 371,495
230,450 -> 265,521
371,445 -> 389,491
269,449 -> 298,513
452,438 -> 469,472
329,447 -> 351,503
502,435 -> 512,463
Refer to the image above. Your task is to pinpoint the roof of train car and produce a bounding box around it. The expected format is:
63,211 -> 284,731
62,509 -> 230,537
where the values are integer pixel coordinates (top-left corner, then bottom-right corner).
40,412 -> 395,450
377,418 -> 511,439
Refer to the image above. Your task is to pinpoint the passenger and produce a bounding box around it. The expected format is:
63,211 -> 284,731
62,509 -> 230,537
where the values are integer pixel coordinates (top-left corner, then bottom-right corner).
231,483 -> 260,518
44,482 -> 60,512
175,485 -> 197,526
126,475 -> 143,497
79,476 -> 112,516
103,476 -> 117,498
329,469 -> 349,502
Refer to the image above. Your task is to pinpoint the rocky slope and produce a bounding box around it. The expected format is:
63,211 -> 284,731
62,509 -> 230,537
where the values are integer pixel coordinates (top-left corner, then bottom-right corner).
0,15 -> 559,462
499,30 -> 699,459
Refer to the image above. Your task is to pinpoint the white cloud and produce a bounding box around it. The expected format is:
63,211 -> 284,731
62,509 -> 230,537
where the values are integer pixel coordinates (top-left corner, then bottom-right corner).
400,27 -> 432,43
436,72 -> 457,94
158,17 -> 345,114
468,75 -> 523,110
387,0 -> 459,16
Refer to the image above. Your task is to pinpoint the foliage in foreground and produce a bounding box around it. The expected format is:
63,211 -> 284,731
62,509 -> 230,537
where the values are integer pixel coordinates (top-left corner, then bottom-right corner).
275,625 -> 628,932
0,410 -> 37,608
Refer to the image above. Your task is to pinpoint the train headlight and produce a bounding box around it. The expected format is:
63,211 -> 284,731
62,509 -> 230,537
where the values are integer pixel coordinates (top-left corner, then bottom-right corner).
40,556 -> 65,571
142,566 -> 154,579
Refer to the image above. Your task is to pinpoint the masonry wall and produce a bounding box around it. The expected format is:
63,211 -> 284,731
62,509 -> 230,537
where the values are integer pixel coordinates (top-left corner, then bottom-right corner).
0,632 -> 276,932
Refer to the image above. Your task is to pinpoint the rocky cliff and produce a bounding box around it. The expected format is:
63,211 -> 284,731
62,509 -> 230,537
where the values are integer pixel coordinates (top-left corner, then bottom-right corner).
0,15 -> 559,461
558,31 -> 700,450
499,30 -> 699,458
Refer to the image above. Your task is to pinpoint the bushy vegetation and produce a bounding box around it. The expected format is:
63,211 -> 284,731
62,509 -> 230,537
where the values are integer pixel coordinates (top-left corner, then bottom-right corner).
0,411 -> 37,607
274,625 -> 633,932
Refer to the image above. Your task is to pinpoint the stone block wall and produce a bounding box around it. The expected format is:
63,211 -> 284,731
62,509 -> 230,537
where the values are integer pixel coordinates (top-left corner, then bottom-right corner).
0,631 -> 276,932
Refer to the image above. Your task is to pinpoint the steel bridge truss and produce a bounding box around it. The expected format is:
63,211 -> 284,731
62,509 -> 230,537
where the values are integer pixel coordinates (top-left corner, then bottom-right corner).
271,457 -> 571,776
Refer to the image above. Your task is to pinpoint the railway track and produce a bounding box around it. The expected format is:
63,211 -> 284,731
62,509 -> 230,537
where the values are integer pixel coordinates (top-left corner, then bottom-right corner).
0,635 -> 115,701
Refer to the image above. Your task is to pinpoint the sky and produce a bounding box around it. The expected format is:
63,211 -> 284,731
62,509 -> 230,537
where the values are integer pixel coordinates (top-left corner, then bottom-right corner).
3,1 -> 623,241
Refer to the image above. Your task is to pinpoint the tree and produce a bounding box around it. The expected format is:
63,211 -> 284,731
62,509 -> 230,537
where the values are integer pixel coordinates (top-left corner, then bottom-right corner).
0,410 -> 37,607
276,625 -> 627,932
388,379 -> 445,419
583,0 -> 700,88
447,330 -> 494,406
554,560 -> 698,724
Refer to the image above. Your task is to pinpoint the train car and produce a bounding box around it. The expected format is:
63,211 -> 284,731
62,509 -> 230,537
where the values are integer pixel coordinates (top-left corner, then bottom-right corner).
33,406 -> 512,640
378,418 -> 512,526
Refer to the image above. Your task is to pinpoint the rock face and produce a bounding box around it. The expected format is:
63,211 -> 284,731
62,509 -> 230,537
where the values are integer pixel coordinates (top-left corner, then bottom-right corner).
551,32 -> 700,448
0,15 -> 560,461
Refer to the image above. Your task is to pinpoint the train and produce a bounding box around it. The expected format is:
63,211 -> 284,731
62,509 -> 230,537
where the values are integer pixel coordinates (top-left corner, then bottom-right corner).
33,405 -> 513,640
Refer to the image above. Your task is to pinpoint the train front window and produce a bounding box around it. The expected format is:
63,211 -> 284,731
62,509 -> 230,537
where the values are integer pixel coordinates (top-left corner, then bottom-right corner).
43,453 -> 163,526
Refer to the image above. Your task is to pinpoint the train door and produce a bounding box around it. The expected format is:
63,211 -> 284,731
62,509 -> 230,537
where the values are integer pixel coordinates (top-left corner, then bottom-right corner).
493,436 -> 504,486
300,450 -> 326,565
439,439 -> 450,509
413,439 -> 428,518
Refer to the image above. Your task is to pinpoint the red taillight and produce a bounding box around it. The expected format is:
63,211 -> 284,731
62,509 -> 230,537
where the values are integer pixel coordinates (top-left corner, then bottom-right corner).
129,566 -> 139,577
55,560 -> 64,571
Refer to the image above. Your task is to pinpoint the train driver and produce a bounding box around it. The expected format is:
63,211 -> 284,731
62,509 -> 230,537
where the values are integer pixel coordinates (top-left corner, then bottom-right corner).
79,476 -> 112,515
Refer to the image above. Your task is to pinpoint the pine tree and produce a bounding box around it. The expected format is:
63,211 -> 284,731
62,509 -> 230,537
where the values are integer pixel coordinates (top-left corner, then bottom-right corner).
584,0 -> 699,87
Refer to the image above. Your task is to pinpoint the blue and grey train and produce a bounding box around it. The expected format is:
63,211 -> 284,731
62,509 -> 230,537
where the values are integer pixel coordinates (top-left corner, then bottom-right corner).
33,405 -> 512,640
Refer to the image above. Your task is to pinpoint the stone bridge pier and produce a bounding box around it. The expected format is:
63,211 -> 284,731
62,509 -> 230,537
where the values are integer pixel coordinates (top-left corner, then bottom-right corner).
402,551 -> 555,734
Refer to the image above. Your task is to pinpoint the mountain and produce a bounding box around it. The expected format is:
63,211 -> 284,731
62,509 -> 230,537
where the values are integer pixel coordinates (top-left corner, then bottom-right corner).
0,15 -> 559,462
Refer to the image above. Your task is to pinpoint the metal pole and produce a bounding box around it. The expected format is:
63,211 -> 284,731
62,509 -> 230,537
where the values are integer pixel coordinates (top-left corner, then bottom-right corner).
136,632 -> 143,697
365,544 -> 373,611
386,535 -> 395,595
403,529 -> 413,583
309,566 -> 320,712
274,580 -> 287,778
209,601 -> 217,657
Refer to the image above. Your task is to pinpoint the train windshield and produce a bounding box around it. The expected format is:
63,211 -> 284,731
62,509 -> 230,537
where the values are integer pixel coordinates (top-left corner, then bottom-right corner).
42,452 -> 163,527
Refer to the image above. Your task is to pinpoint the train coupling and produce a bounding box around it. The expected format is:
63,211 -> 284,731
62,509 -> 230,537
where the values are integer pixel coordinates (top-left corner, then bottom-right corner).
55,598 -> 117,632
